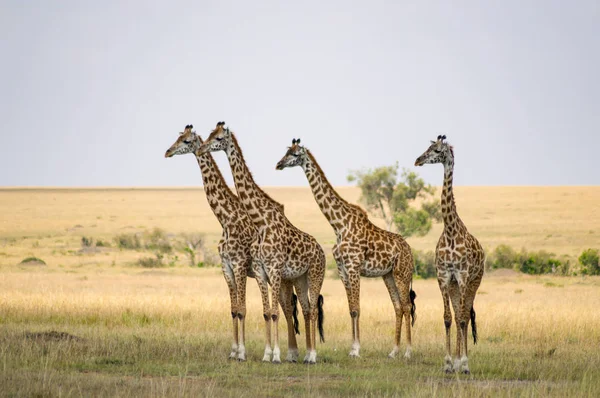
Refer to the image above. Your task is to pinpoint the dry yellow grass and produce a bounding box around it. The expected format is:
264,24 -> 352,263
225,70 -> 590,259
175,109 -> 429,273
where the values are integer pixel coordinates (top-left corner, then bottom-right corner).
1,186 -> 598,262
1,268 -> 600,396
0,187 -> 599,396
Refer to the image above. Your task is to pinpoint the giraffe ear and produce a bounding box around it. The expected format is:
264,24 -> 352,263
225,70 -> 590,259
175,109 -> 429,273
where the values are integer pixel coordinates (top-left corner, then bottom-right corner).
442,135 -> 447,140
296,138 -> 301,145
292,138 -> 297,144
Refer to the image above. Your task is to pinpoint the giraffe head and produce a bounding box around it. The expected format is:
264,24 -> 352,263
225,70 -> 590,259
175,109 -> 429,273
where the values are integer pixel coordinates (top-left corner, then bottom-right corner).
197,121 -> 231,155
275,138 -> 307,170
414,135 -> 454,166
164,124 -> 202,158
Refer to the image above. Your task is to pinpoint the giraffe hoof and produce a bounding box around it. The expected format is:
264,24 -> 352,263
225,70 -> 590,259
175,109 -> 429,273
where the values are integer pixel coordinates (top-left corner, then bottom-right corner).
272,359 -> 282,364
236,357 -> 246,362
444,366 -> 455,374
286,349 -> 299,363
461,369 -> 471,375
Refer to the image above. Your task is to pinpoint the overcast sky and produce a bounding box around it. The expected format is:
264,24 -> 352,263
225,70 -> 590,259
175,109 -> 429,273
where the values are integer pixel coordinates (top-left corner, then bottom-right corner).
1,1 -> 598,187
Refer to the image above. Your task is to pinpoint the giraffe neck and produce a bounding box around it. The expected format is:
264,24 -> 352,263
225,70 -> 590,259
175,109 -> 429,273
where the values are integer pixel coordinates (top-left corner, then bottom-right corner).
193,138 -> 237,226
302,150 -> 358,233
225,134 -> 283,226
441,156 -> 460,236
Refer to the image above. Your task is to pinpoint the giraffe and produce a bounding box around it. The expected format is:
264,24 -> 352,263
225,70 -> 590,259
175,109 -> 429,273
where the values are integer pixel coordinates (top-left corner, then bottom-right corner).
276,139 -> 417,359
414,135 -> 485,374
164,124 -> 301,362
197,122 -> 326,364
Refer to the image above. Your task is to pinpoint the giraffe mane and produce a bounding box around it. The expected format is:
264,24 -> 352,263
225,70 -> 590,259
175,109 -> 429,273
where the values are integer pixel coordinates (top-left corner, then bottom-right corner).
195,134 -> 238,200
446,144 -> 455,160
230,133 -> 284,212
306,150 -> 368,217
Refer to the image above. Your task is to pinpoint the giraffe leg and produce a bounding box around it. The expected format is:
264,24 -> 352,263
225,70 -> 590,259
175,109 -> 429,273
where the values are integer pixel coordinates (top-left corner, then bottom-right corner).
222,261 -> 239,360
293,275 -> 313,363
449,285 -> 462,372
438,279 -> 454,373
456,272 -> 470,374
306,257 -> 325,364
458,292 -> 477,374
393,256 -> 415,360
396,278 -> 414,359
347,268 -> 361,357
233,261 -> 248,361
267,265 -> 283,364
252,261 -> 272,362
280,281 -> 299,363
382,273 -> 402,359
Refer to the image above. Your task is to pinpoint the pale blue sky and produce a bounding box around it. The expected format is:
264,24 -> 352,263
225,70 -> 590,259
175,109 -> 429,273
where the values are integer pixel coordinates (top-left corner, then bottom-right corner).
1,1 -> 598,187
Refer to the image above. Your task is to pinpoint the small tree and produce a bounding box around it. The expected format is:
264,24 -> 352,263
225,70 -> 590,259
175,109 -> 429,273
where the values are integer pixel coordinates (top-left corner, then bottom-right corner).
347,163 -> 441,237
579,249 -> 600,276
179,233 -> 220,267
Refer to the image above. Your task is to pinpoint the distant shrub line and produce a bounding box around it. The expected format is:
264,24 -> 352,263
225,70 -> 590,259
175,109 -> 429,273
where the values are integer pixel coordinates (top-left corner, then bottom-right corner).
412,246 -> 600,279
79,229 -> 600,276
105,228 -> 219,268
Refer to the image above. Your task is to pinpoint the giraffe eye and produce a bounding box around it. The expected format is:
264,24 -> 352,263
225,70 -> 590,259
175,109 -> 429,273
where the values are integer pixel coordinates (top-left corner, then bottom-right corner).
183,140 -> 191,144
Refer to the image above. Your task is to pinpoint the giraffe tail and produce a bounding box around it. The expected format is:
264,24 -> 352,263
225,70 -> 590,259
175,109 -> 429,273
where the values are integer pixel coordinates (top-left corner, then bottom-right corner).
409,288 -> 417,327
317,294 -> 325,343
471,306 -> 478,344
292,293 -> 300,335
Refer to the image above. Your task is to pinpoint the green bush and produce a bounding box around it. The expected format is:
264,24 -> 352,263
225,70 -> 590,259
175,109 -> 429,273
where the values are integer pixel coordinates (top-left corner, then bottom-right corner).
114,233 -> 141,250
487,244 -> 520,270
413,249 -> 436,279
579,249 -> 600,275
518,251 -> 556,275
95,239 -> 110,247
19,257 -> 46,265
137,253 -> 164,268
144,228 -> 172,253
487,245 -> 567,275
555,259 -> 572,276
81,236 -> 93,248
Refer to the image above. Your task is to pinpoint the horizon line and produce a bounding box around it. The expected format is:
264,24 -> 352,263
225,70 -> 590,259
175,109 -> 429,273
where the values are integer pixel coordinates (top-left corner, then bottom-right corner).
0,185 -> 598,190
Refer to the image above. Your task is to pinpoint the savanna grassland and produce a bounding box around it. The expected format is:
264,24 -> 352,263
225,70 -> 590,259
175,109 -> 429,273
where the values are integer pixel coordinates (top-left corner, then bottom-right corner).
1,187 -> 600,397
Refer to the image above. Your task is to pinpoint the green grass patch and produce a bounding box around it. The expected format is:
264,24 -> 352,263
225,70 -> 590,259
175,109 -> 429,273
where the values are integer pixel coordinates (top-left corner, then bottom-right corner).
19,256 -> 46,265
